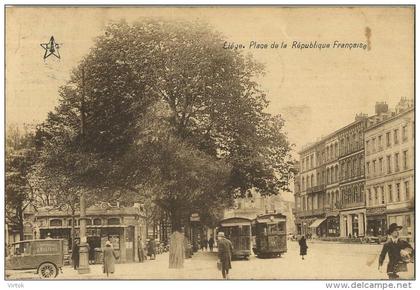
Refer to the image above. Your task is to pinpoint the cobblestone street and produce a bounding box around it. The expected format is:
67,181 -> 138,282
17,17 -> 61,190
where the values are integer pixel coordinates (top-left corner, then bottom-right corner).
6,241 -> 414,280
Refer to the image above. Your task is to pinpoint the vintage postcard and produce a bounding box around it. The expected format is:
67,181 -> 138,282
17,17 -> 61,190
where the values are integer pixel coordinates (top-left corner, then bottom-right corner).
4,4 -> 415,285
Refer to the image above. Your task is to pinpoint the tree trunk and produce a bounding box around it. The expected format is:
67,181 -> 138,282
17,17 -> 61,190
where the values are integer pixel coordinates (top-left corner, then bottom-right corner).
17,207 -> 24,241
145,208 -> 148,238
170,208 -> 183,232
71,208 -> 76,246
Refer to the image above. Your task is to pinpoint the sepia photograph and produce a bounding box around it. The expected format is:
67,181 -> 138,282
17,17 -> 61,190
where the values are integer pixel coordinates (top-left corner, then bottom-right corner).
3,4 -> 415,285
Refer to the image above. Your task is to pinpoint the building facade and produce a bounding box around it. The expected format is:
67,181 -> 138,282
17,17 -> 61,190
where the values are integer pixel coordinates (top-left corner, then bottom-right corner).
293,98 -> 414,240
324,134 -> 340,236
337,115 -> 367,238
365,99 -> 414,241
294,143 -> 327,236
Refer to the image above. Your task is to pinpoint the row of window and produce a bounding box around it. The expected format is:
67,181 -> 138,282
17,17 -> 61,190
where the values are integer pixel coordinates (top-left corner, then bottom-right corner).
297,179 -> 412,212
366,124 -> 410,155
299,149 -> 411,191
341,184 -> 365,205
340,156 -> 364,181
339,129 -> 364,157
325,142 -> 339,162
367,180 -> 411,206
366,150 -> 410,178
299,193 -> 325,212
326,190 -> 340,209
49,217 -> 120,227
301,153 -> 315,172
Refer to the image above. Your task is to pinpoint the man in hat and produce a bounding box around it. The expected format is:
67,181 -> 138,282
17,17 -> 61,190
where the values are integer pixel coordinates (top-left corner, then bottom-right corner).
378,223 -> 414,279
217,232 -> 233,279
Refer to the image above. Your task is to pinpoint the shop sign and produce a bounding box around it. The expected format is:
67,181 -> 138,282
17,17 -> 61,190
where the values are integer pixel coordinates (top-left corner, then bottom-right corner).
190,213 -> 200,222
366,207 -> 386,216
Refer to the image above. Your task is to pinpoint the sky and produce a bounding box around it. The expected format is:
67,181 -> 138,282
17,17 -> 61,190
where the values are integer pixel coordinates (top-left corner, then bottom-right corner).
6,6 -> 414,153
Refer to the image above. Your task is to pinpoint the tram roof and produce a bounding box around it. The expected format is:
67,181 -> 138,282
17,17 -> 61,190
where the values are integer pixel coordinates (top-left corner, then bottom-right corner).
219,217 -> 252,226
254,213 -> 286,223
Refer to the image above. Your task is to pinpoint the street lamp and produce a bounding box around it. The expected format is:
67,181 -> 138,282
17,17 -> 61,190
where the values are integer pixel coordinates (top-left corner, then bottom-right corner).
77,66 -> 90,274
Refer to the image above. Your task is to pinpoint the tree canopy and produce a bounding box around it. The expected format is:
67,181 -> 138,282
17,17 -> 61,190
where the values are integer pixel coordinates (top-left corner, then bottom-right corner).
35,20 -> 295,227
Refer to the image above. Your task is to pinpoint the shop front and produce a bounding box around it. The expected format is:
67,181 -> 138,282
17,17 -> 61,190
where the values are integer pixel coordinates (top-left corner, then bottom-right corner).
387,210 -> 414,242
325,213 -> 340,237
386,201 -> 414,242
366,207 -> 387,238
339,209 -> 366,238
309,218 -> 327,237
35,205 -> 145,263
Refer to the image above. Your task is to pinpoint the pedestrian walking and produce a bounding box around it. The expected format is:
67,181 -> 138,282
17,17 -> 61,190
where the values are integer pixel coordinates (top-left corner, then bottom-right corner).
201,238 -> 208,251
217,232 -> 233,279
169,228 -> 185,268
299,235 -> 308,260
88,241 -> 95,264
378,223 -> 414,280
147,237 -> 157,260
137,236 -> 145,262
208,236 -> 215,252
184,236 -> 192,259
71,240 -> 80,270
103,241 -> 118,277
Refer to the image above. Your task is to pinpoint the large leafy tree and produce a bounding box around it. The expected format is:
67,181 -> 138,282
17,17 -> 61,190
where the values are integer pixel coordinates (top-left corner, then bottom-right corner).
6,124 -> 38,240
35,20 -> 295,228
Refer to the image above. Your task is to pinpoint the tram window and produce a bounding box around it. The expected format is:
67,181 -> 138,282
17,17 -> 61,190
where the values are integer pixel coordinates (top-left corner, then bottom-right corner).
256,224 -> 267,235
50,219 -> 62,227
231,227 -> 240,236
278,223 -> 286,233
268,224 -> 278,234
241,226 -> 250,236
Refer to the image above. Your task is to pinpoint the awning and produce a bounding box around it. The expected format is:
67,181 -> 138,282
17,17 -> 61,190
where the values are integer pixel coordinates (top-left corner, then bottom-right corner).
309,218 -> 327,228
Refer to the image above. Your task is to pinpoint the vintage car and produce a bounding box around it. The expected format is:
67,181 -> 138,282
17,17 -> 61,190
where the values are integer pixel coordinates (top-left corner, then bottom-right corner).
6,239 -> 65,279
364,235 -> 388,244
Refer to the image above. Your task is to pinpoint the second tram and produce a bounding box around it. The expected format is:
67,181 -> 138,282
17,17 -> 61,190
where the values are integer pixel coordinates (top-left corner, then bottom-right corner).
252,213 -> 287,258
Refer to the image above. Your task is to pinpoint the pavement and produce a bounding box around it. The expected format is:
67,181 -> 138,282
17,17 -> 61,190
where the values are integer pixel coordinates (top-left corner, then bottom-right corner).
6,241 -> 415,280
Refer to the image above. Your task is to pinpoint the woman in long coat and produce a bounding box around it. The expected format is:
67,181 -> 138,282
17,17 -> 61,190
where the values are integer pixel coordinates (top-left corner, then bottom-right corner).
137,236 -> 145,263
103,241 -> 118,277
169,230 -> 185,268
299,235 -> 308,260
71,240 -> 80,270
147,238 -> 157,260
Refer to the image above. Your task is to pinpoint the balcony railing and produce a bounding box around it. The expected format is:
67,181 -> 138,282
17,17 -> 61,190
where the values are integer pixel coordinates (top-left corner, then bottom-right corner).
342,201 -> 365,209
294,208 -> 327,217
307,184 -> 326,194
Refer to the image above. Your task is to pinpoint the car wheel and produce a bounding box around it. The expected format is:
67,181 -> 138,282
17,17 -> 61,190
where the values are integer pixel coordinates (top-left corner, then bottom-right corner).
38,262 -> 58,279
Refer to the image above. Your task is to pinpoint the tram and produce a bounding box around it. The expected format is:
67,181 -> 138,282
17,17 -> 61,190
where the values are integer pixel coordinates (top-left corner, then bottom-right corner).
252,213 -> 287,258
218,217 -> 252,259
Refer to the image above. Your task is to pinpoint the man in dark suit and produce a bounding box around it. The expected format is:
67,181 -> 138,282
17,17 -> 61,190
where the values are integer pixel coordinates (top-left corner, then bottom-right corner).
378,223 -> 414,279
217,232 -> 233,279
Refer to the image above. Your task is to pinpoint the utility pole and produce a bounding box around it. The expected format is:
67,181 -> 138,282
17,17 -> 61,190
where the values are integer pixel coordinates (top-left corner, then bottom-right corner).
78,66 -> 90,274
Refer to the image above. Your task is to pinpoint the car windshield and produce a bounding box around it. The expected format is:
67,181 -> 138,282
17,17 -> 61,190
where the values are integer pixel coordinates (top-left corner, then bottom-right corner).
12,242 -> 30,256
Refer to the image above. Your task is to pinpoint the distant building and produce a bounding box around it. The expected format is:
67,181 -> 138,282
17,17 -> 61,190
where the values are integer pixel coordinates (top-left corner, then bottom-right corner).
224,190 -> 295,232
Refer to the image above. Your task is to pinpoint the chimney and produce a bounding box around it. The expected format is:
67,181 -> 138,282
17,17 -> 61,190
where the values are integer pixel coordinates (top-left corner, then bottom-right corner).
375,102 -> 388,115
355,113 -> 368,121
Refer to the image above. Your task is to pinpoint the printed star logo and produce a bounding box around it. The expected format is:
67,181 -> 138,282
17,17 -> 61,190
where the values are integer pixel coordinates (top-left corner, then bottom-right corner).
40,36 -> 61,60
